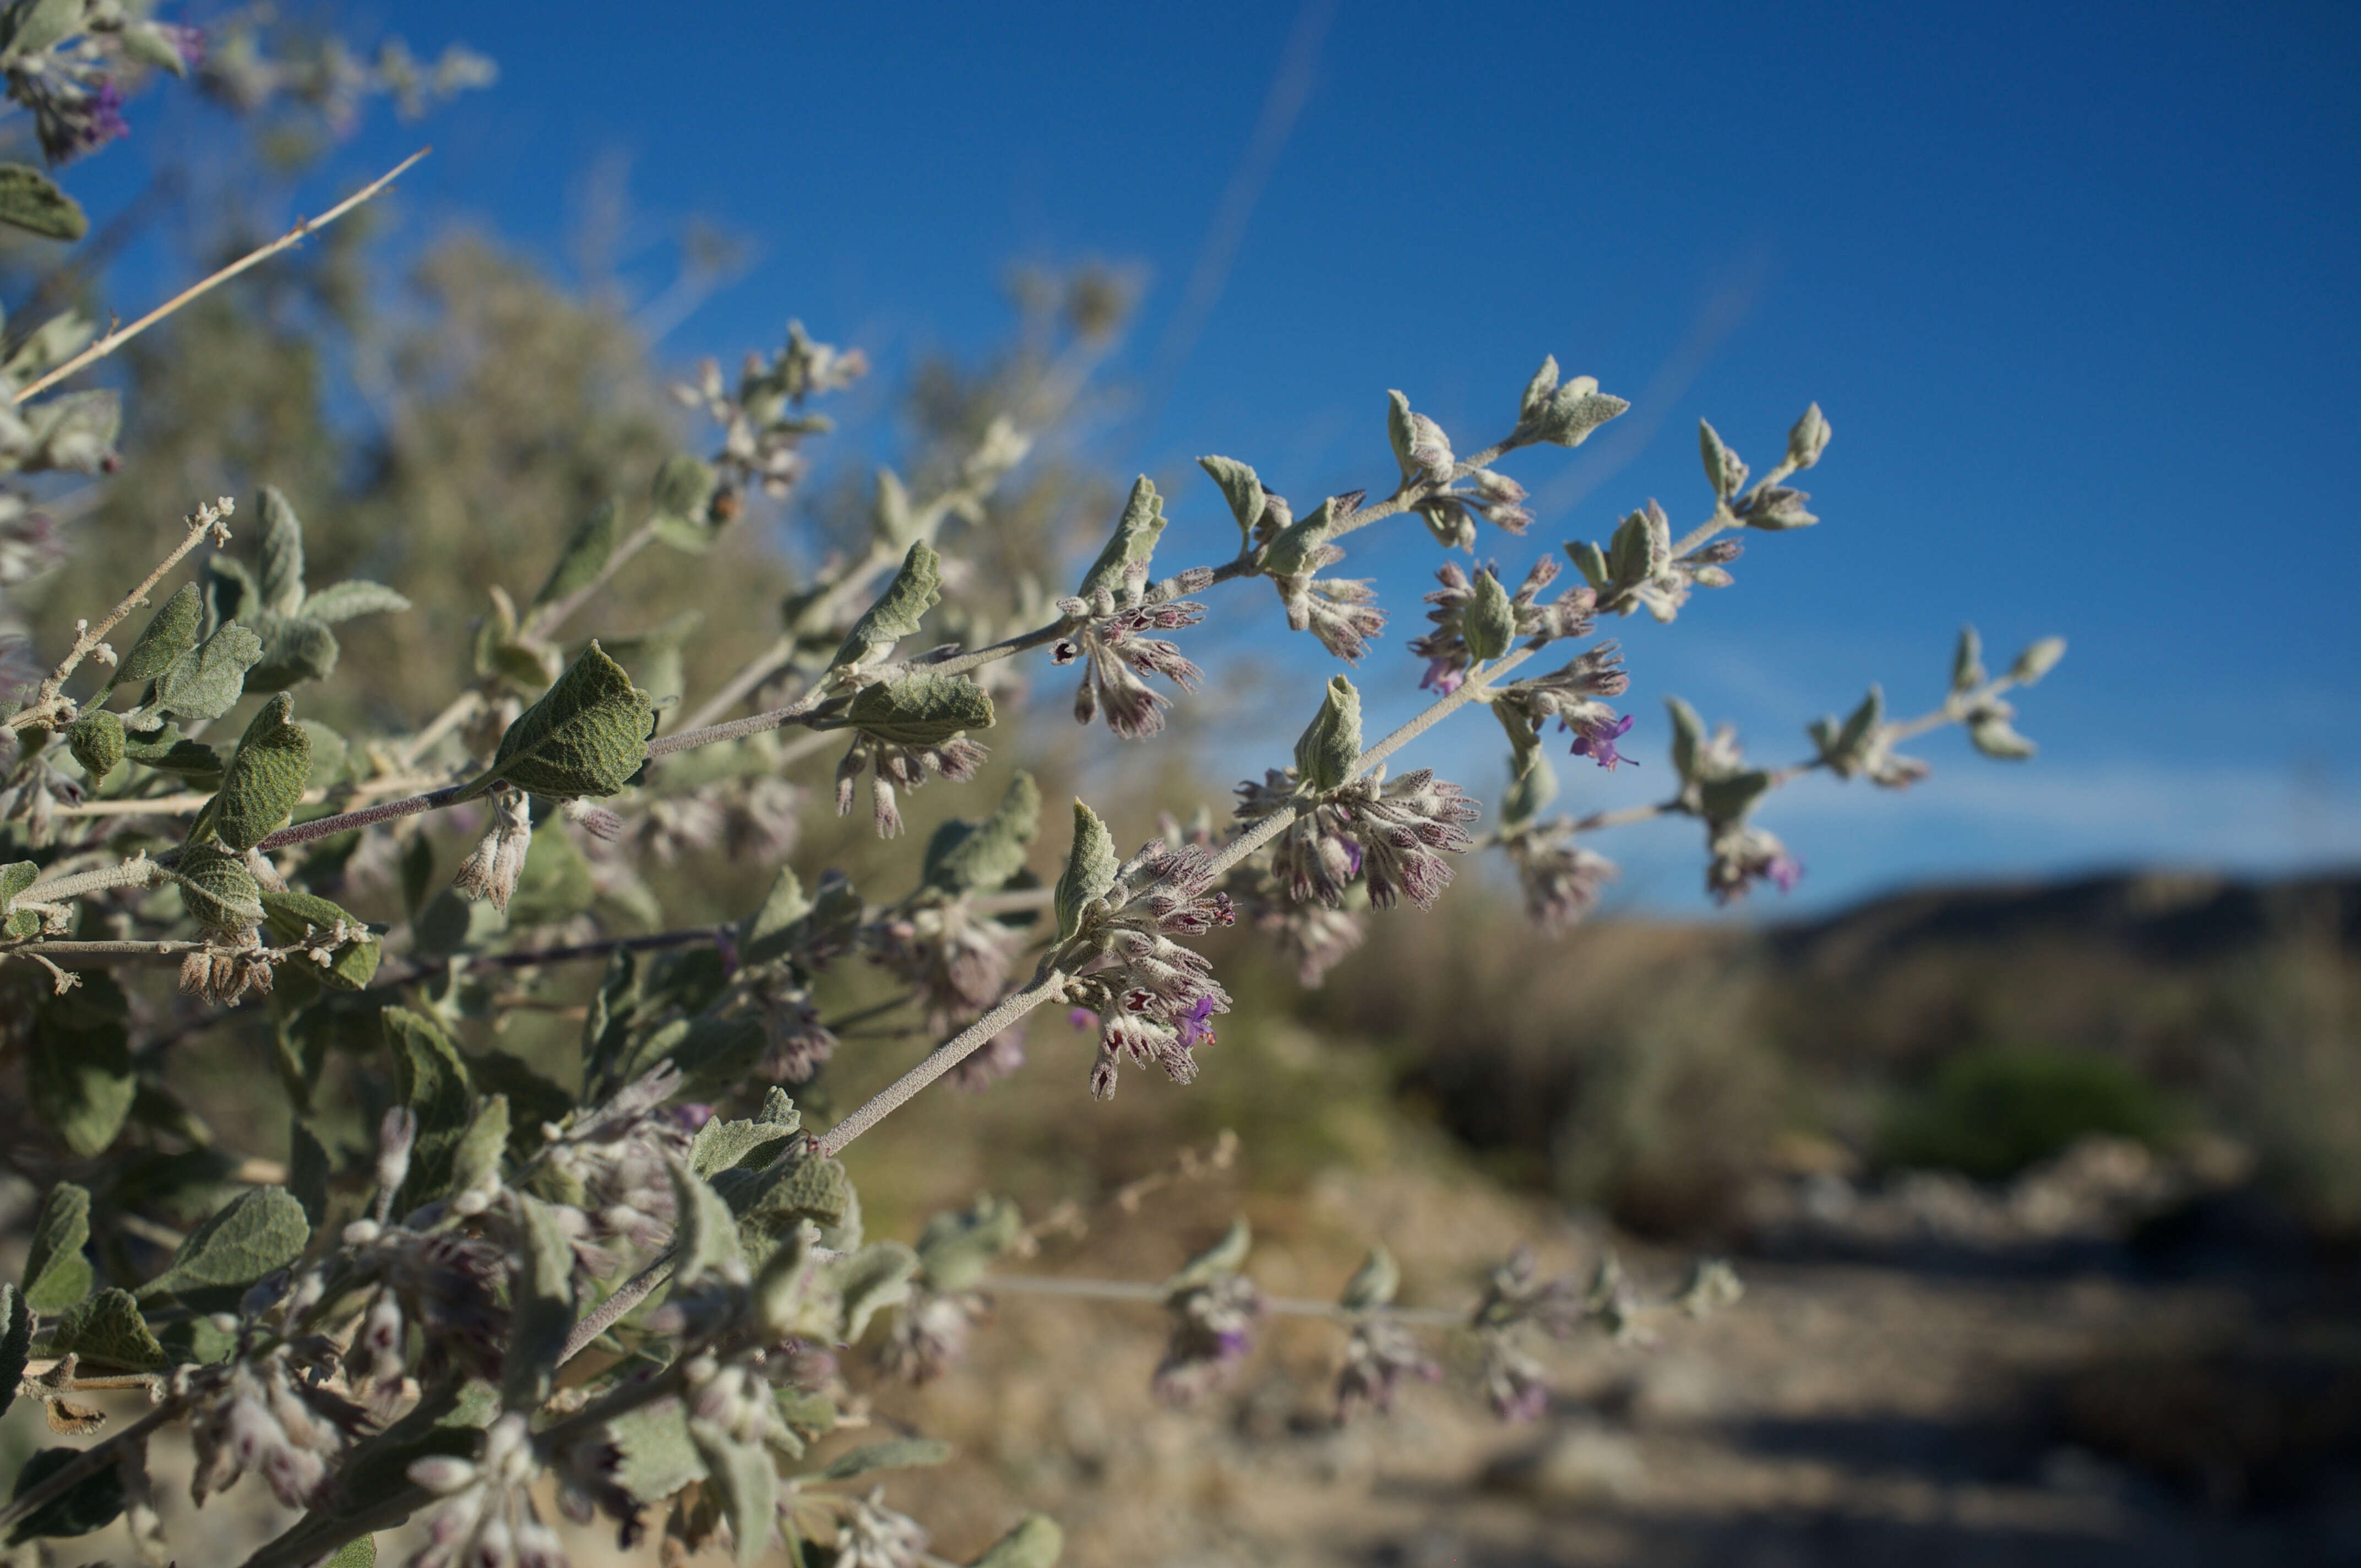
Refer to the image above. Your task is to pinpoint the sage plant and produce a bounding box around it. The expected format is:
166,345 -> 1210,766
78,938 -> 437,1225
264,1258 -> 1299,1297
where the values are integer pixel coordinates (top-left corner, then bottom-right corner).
0,18 -> 2064,1566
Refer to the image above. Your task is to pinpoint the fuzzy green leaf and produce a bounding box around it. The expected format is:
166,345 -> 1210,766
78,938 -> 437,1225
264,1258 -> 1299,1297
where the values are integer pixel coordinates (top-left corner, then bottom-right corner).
1697,769 -> 1775,824
818,1436 -> 950,1482
0,859 -> 34,939
611,1400 -> 705,1504
649,454 -> 722,552
1293,675 -> 1362,793
924,771 -> 1041,893
737,866 -> 810,968
1053,798 -> 1116,943
384,1008 -> 476,1215
173,842 -> 264,932
504,1194 -> 576,1411
690,1419 -> 777,1567
1196,455 -> 1264,542
1167,1217 -> 1252,1292
213,693 -> 312,850
535,497 -> 621,607
301,579 -> 410,624
829,1241 -> 917,1343
464,642 -> 654,801
1666,697 -> 1706,784
120,725 -> 221,785
21,1183 -> 93,1314
258,888 -> 380,989
64,709 -> 122,780
831,541 -> 941,670
842,670 -> 995,747
108,581 -> 202,689
138,1186 -> 308,1308
0,1284 -> 29,1424
241,616 -> 341,693
1339,1244 -> 1399,1311
915,1195 -> 1023,1292
670,1159 -> 749,1291
149,620 -> 264,722
256,486 -> 308,616
0,162 -> 85,242
688,1095 -> 802,1179
28,1017 -> 133,1157
323,1536 -> 377,1568
53,1287 -> 165,1371
1078,475 -> 1166,598
1463,570 -> 1516,662
445,1095 -> 509,1213
969,1515 -> 1064,1568
6,1446 -> 126,1545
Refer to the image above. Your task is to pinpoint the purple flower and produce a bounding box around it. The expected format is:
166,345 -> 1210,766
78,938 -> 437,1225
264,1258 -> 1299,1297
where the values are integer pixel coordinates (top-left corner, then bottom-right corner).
86,78 -> 128,146
165,24 -> 207,67
1567,711 -> 1635,769
1419,657 -> 1464,695
1068,1007 -> 1097,1030
1766,853 -> 1804,894
1176,994 -> 1218,1050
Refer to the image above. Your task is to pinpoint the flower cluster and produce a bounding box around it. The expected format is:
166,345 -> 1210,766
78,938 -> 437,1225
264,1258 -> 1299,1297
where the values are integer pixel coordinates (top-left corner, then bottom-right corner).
408,1413 -> 569,1568
1060,842 -> 1236,1099
1152,1273 -> 1261,1405
1238,765 -> 1482,912
833,729 -> 989,839
1334,1317 -> 1442,1422
1053,592 -> 1207,738
1495,820 -> 1620,932
535,1068 -> 697,1262
676,321 -> 869,504
1492,642 -> 1635,771
179,1335 -> 366,1510
1408,557 -> 1594,695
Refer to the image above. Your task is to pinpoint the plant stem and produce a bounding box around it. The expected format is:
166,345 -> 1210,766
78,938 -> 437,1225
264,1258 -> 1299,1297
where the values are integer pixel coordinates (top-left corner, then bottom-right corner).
13,149 -> 429,406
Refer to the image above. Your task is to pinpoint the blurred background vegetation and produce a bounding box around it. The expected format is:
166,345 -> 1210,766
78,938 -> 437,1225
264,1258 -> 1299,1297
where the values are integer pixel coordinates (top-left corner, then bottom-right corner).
2,20 -> 2359,1566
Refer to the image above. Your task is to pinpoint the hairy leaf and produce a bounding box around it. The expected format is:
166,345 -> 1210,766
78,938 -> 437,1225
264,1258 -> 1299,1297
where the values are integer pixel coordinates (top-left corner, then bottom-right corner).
241,614 -> 341,693
21,1183 -> 93,1314
28,1015 -> 133,1157
1293,675 -> 1362,793
119,725 -> 221,786
301,579 -> 411,624
384,1008 -> 476,1215
0,1284 -> 28,1424
464,642 -> 653,801
535,497 -> 621,606
1697,769 -> 1774,824
2,858 -> 39,938
841,670 -> 994,747
148,620 -> 264,723
64,709 -> 122,780
0,162 -> 85,241
1053,798 -> 1116,943
1196,455 -> 1264,542
1340,1244 -> 1400,1311
817,1436 -> 950,1482
173,843 -> 264,933
689,1097 -> 802,1179
649,453 -> 722,552
737,866 -> 810,968
670,1160 -> 749,1291
1167,1217 -> 1252,1292
690,1417 -> 776,1567
924,770 -> 1041,893
108,581 -> 202,689
258,888 -> 381,989
828,1240 -> 916,1342
611,1398 -> 705,1504
915,1194 -> 1023,1292
831,541 -> 940,670
970,1515 -> 1064,1568
137,1186 -> 308,1309
5,1445 -> 126,1544
503,1194 -> 575,1410
1465,570 -> 1517,662
1078,475 -> 1166,598
213,693 -> 312,850
255,486 -> 308,616
53,1288 -> 165,1370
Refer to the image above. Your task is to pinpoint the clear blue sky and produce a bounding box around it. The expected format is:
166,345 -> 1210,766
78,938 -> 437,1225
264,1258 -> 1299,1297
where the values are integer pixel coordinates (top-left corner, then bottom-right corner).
75,1 -> 2361,913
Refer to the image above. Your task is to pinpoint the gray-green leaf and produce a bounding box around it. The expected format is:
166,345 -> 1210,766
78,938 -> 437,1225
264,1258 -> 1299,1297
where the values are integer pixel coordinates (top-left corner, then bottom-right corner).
1197,455 -> 1264,542
108,581 -> 202,690
384,1008 -> 476,1215
53,1287 -> 165,1371
670,1159 -> 750,1291
463,642 -> 654,801
64,709 -> 122,780
842,671 -> 995,747
832,541 -> 942,670
241,615 -> 340,693
301,580 -> 411,624
828,1240 -> 916,1343
258,888 -> 381,989
535,498 -> 621,606
1078,476 -> 1166,599
503,1194 -> 576,1411
137,1186 -> 308,1308
1463,570 -> 1516,662
1053,798 -> 1116,943
28,1018 -> 132,1158
689,1419 -> 777,1567
1293,676 -> 1362,793
214,693 -> 312,851
611,1399 -> 706,1504
924,771 -> 1041,893
256,486 -> 308,616
0,162 -> 86,242
173,843 -> 264,933
969,1515 -> 1064,1568
817,1436 -> 950,1483
21,1183 -> 93,1314
149,620 -> 264,723
1167,1217 -> 1252,1292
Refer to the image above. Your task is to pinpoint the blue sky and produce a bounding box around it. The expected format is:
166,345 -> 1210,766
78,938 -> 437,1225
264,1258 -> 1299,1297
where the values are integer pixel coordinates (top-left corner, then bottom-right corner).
69,1 -> 2361,913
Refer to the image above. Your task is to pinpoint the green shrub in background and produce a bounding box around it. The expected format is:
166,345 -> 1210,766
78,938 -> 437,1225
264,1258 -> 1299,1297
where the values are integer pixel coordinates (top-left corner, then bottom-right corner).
1879,1044 -> 2177,1182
